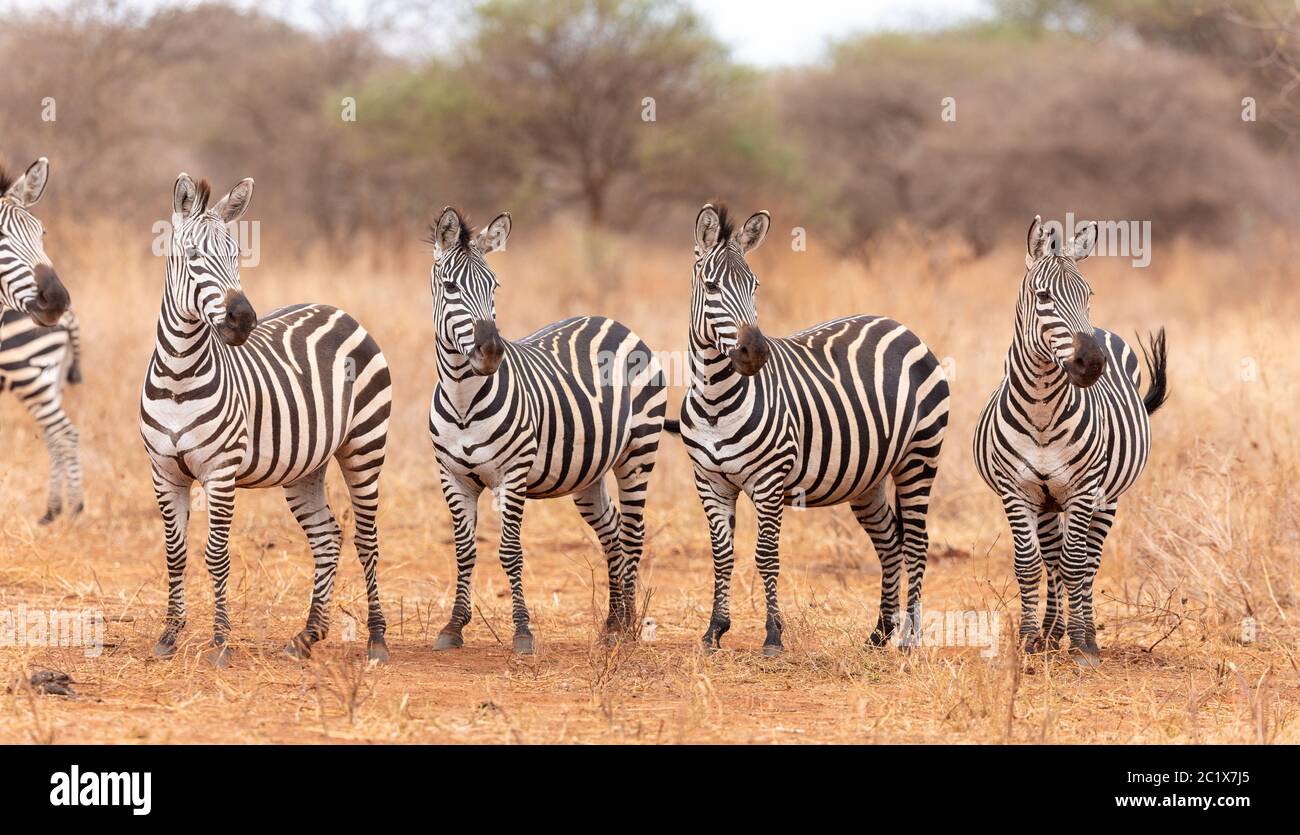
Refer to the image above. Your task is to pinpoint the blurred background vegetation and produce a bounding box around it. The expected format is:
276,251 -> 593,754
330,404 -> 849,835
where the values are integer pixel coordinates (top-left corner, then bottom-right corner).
3,0 -> 1300,258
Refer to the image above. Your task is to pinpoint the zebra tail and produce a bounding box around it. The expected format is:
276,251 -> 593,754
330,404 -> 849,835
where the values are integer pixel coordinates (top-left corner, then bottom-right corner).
1139,327 -> 1168,416
663,418 -> 681,436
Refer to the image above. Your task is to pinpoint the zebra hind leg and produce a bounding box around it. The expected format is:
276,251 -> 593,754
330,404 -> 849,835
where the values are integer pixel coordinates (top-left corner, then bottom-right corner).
893,451 -> 941,649
851,484 -> 904,648
611,432 -> 659,638
338,449 -> 390,662
1037,511 -> 1066,652
574,481 -> 627,641
282,467 -> 343,661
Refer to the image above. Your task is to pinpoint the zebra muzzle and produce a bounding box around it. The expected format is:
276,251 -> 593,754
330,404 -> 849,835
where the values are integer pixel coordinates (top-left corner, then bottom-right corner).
218,290 -> 258,347
468,319 -> 505,375
1064,331 -> 1106,387
729,323 -> 770,376
28,264 -> 69,327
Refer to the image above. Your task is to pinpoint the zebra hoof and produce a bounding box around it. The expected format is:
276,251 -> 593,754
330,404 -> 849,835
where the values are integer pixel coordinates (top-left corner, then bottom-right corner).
1071,648 -> 1102,668
512,633 -> 536,655
433,631 -> 464,651
762,643 -> 784,658
152,640 -> 177,660
284,640 -> 311,661
203,644 -> 232,668
367,639 -> 390,663
1021,634 -> 1046,654
866,630 -> 890,649
37,511 -> 58,526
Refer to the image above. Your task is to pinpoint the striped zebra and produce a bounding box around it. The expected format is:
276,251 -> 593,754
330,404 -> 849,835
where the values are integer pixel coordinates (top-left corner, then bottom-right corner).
1,307 -> 84,523
973,216 -> 1168,667
0,156 -> 71,335
426,207 -> 667,654
140,174 -> 392,667
668,204 -> 950,655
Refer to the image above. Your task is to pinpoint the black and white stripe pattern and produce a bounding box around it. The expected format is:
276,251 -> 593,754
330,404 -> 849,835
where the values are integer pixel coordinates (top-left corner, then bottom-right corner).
0,157 -> 71,336
973,216 -> 1168,666
139,174 -> 392,666
671,204 -> 950,655
1,307 -> 84,523
426,208 -> 667,654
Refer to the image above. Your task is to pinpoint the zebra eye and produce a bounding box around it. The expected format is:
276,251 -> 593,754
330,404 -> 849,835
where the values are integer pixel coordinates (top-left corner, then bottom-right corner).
1035,290 -> 1051,303
442,280 -> 457,294
185,245 -> 198,260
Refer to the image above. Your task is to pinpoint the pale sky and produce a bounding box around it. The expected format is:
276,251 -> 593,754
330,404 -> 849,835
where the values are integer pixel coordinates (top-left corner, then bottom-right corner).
6,0 -> 995,65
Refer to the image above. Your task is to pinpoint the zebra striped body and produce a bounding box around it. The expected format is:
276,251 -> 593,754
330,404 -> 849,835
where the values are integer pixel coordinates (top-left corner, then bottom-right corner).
675,205 -> 949,654
1,307 -> 84,523
426,208 -> 666,653
973,217 -> 1167,665
140,174 -> 391,666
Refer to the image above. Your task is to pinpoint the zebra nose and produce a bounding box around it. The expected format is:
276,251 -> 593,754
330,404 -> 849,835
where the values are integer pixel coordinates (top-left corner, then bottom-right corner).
729,324 -> 770,376
470,319 -> 505,375
219,291 -> 258,346
1065,331 -> 1106,387
29,264 -> 69,326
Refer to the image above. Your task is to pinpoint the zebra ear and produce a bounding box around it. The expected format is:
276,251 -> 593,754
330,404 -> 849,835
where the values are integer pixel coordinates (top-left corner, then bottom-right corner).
476,212 -> 511,255
434,207 -> 463,253
695,204 -> 721,252
1025,215 -> 1047,268
4,157 -> 49,208
735,210 -> 770,253
173,174 -> 198,223
214,178 -> 254,223
1069,221 -> 1098,261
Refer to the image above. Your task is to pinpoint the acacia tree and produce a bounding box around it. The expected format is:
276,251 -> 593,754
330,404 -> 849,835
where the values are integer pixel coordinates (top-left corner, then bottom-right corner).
463,0 -> 754,225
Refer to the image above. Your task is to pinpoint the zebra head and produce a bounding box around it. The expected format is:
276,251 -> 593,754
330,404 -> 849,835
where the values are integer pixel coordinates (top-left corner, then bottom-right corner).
1021,215 -> 1107,388
430,206 -> 509,376
168,173 -> 257,347
0,157 -> 69,327
691,203 -> 771,376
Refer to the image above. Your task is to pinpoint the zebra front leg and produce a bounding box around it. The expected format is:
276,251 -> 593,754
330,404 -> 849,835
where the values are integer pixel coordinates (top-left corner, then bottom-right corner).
435,471 -> 480,651
752,476 -> 788,657
200,477 -> 238,667
573,481 -> 627,640
339,452 -> 389,663
1076,499 -> 1117,664
1037,511 -> 1066,651
1001,493 -> 1045,653
496,471 -> 535,654
696,475 -> 739,651
151,472 -> 191,659
851,486 -> 903,647
37,424 -> 65,525
282,467 -> 343,661
1061,496 -> 1101,667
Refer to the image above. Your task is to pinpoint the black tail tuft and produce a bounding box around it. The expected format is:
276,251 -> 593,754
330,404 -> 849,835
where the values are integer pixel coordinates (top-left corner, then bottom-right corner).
663,418 -> 680,436
1139,327 -> 1168,416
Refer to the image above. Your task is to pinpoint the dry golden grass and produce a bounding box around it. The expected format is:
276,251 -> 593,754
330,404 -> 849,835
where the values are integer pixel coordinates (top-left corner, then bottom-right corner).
1,218 -> 1296,743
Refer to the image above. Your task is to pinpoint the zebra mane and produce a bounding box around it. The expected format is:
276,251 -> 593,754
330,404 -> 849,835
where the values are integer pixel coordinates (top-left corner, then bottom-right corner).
711,202 -> 736,243
193,179 -> 213,214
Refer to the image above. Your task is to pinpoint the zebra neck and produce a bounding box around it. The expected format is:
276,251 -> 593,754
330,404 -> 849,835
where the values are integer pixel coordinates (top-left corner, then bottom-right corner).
435,342 -> 504,414
1005,338 -> 1078,421
149,310 -> 230,394
687,343 -> 749,417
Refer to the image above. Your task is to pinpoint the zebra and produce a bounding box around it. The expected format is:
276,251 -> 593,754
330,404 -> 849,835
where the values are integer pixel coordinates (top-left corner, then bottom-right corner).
0,156 -> 71,336
1,306 -> 84,523
973,216 -> 1168,667
426,207 -> 667,654
139,173 -> 393,667
666,204 -> 950,656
